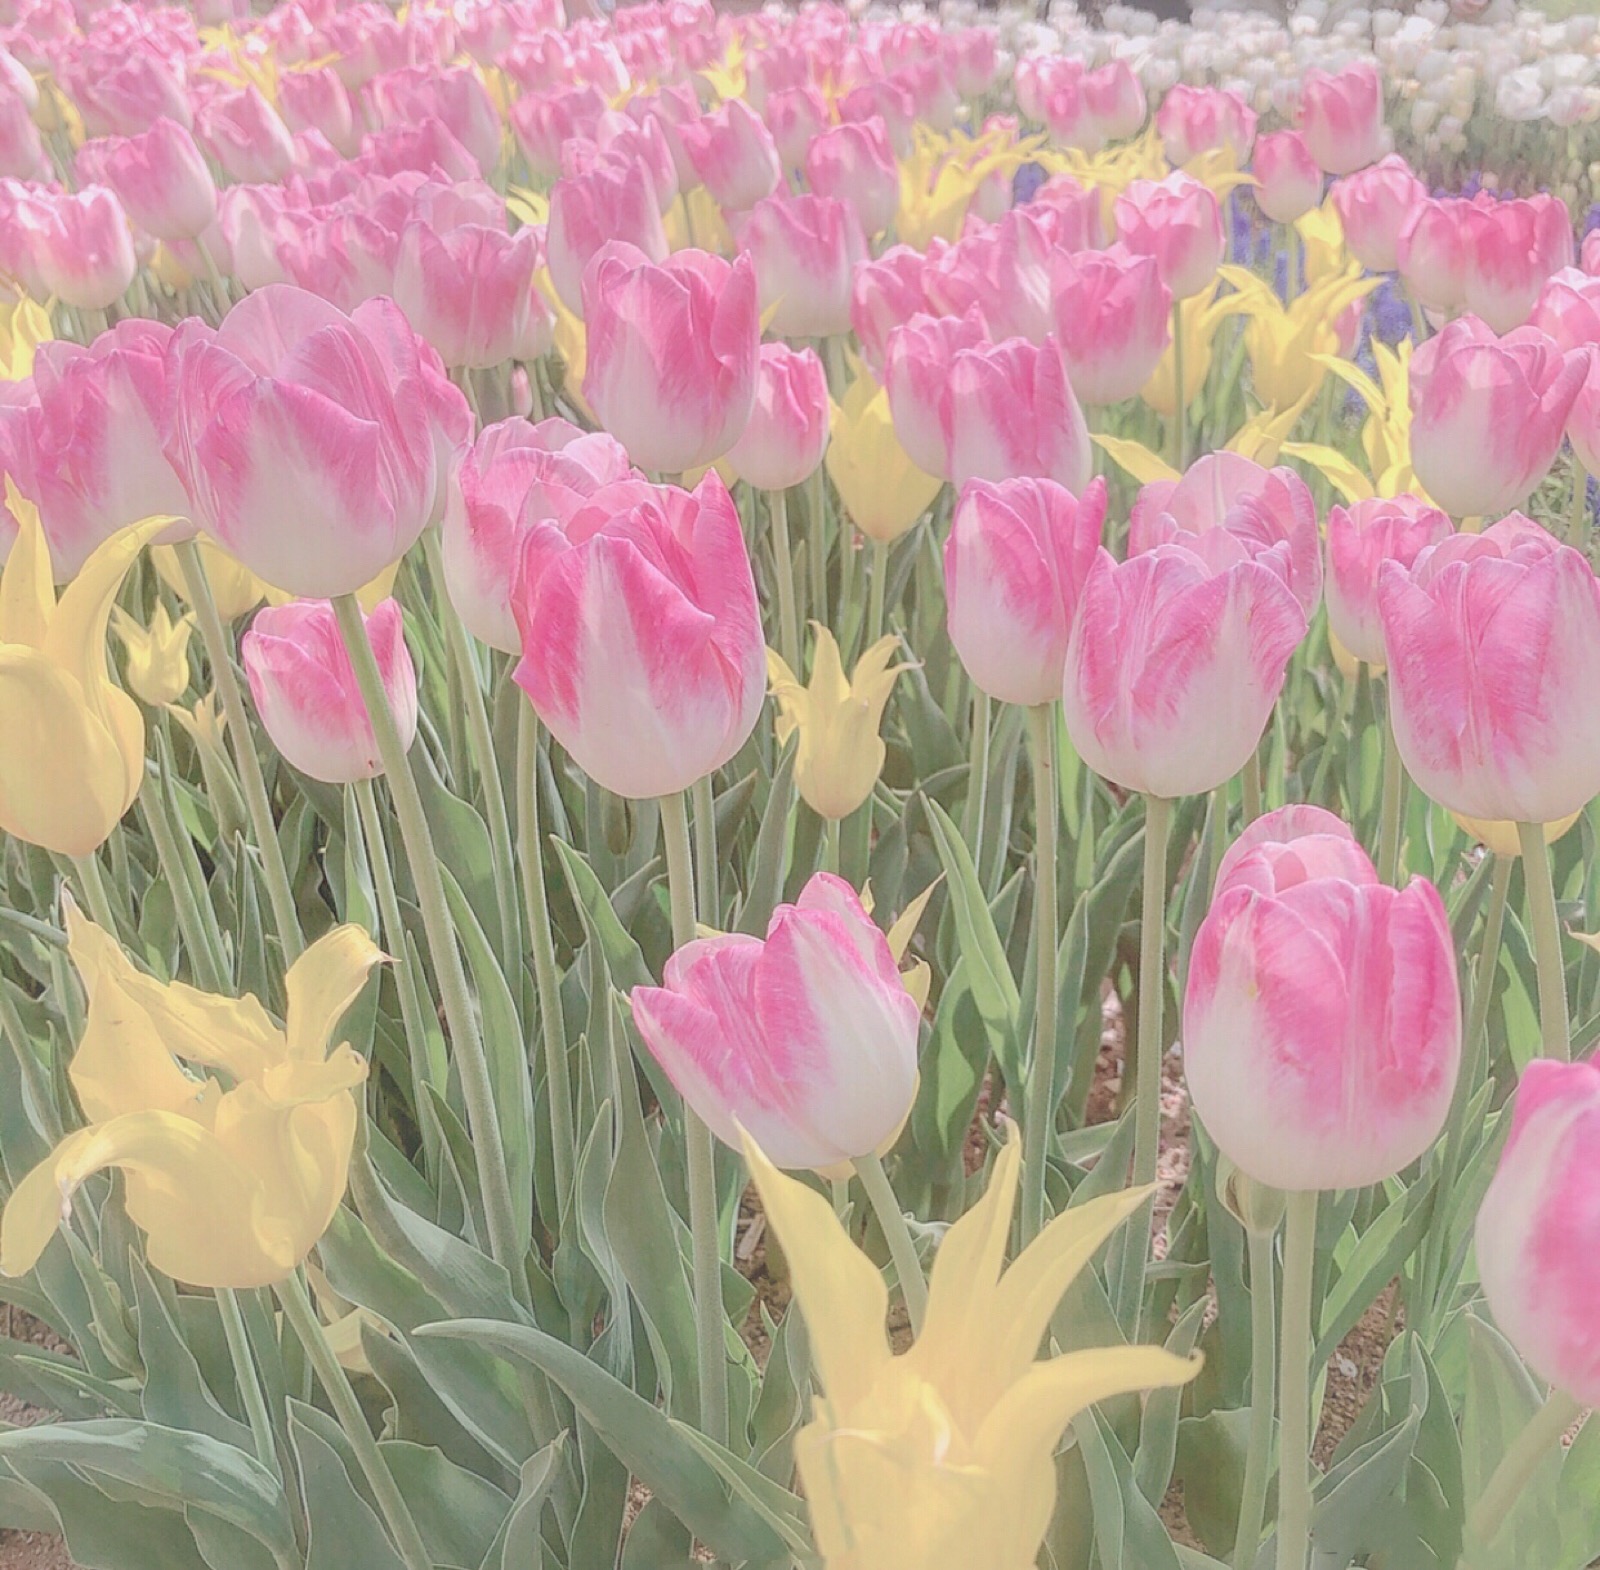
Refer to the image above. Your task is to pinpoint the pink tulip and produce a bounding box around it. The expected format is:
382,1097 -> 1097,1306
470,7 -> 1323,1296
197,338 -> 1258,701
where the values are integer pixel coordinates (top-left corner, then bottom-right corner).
883,310 -> 989,477
946,475 -> 1107,707
1408,316 -> 1585,518
511,83 -> 608,181
1331,155 -> 1424,273
546,158 -> 670,318
804,117 -> 900,239
278,66 -> 359,158
1530,268 -> 1600,354
1185,807 -> 1460,1191
1476,1059 -> 1600,1406
1397,197 -> 1471,315
243,598 -> 417,785
1038,67 -> 1096,154
1212,803 -> 1379,896
443,416 -> 633,653
948,28 -> 999,98
681,98 -> 781,212
391,221 -> 552,370
581,242 -> 759,474
1377,514 -> 1600,823
1083,60 -> 1147,142
851,245 -> 931,376
1298,64 -> 1386,175
362,66 -> 502,181
1049,246 -> 1171,405
763,85 -> 828,172
197,86 -> 296,185
21,186 -> 136,313
0,87 -> 45,181
1129,452 -> 1323,616
511,472 -> 764,799
1252,130 -> 1323,225
1061,544 -> 1307,797
630,872 -> 920,1171
66,51 -> 189,138
924,208 -> 1055,345
277,210 -> 400,314
726,344 -> 830,491
94,118 -> 216,244
1114,173 -> 1225,302
1155,84 -> 1257,166
571,113 -> 679,214
624,82 -> 701,187
737,192 -> 866,340
164,285 -> 441,599
838,76 -> 915,157
1462,192 -> 1577,334
947,336 -> 1092,493
1584,230 -> 1600,277
1032,174 -> 1106,252
1325,495 -> 1453,666
1569,350 -> 1600,478
359,118 -> 482,185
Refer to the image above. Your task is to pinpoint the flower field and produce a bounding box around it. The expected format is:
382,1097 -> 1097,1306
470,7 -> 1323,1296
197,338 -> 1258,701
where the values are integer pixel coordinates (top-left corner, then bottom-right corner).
0,0 -> 1597,1567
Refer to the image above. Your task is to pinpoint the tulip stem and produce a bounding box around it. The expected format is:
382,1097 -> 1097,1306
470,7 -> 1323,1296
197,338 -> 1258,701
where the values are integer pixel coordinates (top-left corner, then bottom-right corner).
516,706 -> 574,1231
961,687 -> 992,876
660,790 -> 730,1451
1170,299 -> 1188,471
822,815 -> 841,875
276,1270 -> 432,1570
1235,1222 -> 1278,1570
332,594 -> 527,1293
806,467 -> 828,629
1241,748 -> 1263,826
1275,1189 -> 1318,1570
1570,461 -> 1591,551
1377,707 -> 1406,886
218,1287 -> 277,1474
693,774 -> 718,928
1021,703 -> 1060,1246
1517,821 -> 1570,1061
1462,1387 -> 1584,1567
68,852 -> 118,940
867,537 -> 890,645
175,540 -> 305,965
768,489 -> 801,674
854,1151 -> 928,1335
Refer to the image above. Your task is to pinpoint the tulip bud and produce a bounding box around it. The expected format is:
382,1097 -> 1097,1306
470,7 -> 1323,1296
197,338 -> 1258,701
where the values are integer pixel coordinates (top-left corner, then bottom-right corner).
1048,246 -> 1171,406
1298,64 -> 1386,175
681,98 -> 781,212
738,193 -> 867,341
197,86 -> 295,185
546,157 -> 670,319
94,117 -> 217,243
1156,84 -> 1258,165
726,345 -> 830,492
1325,494 -> 1452,667
806,117 -> 901,239
1331,155 -> 1423,273
851,245 -> 932,378
1252,130 -> 1323,225
111,603 -> 192,707
1114,174 -> 1225,302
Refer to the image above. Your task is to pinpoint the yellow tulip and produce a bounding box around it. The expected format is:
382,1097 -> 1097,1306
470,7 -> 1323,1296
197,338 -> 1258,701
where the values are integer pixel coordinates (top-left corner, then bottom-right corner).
0,491 -> 166,855
896,126 -> 1027,251
1295,198 -> 1350,284
1142,280 -> 1253,418
1,908 -> 380,1290
665,187 -> 734,256
743,1127 -> 1199,1570
826,374 -> 943,543
265,561 -> 399,614
152,537 -> 267,622
0,295 -> 51,381
767,625 -> 911,821
111,602 -> 193,707
1450,813 -> 1580,858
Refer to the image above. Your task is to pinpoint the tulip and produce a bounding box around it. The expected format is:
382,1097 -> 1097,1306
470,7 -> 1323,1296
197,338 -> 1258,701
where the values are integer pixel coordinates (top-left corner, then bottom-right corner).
1298,64 -> 1385,175
827,372 -> 944,544
1397,196 -> 1470,316
1462,192 -> 1575,335
726,344 -> 829,492
1476,1059 -> 1600,1406
923,209 -> 1055,346
1252,130 -> 1323,226
197,86 -> 295,185
163,286 -> 441,600
763,85 -> 829,173
111,602 -> 192,707
1584,230 -> 1600,278
1331,155 -> 1424,273
511,472 -> 763,799
28,186 -> 137,313
0,908 -> 378,1290
1061,543 -> 1307,799
838,78 -> 915,158
1048,246 -> 1171,406
0,87 -> 44,181
546,158 -> 669,318
362,66 -> 502,182
681,98 -> 781,212
278,66 -> 359,157
1185,807 -> 1460,1191
1407,317 -> 1585,518
767,630 -> 910,822
580,243 -> 758,476
1570,351 -> 1600,481
945,336 -> 1091,493
0,496 -> 165,855
66,51 -> 190,139
1377,514 -> 1600,824
884,311 -> 992,477
740,1125 -> 1198,1569
1529,268 -> 1600,354
1114,174 -> 1225,302
511,83 -> 607,180
738,193 -> 866,340
1155,84 -> 1257,166
946,476 -> 1106,708
94,118 -> 216,244
851,245 -> 931,377
1084,59 -> 1147,142
1032,173 -> 1105,251
805,118 -> 900,239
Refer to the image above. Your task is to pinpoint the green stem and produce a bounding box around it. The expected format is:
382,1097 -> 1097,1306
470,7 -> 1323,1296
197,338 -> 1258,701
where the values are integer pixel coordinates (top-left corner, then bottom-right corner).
805,467 -> 828,629
175,540 -> 304,963
1241,748 -> 1263,826
1021,703 -> 1060,1245
1569,461 -> 1590,551
1236,1222 -> 1279,1570
822,815 -> 841,875
332,593 -> 526,1287
1275,1190 -> 1319,1570
768,489 -> 801,674
1517,821 -> 1570,1061
867,537 -> 889,644
138,791 -> 224,994
1285,227 -> 1300,302
1461,1388 -> 1584,1567
516,706 -> 573,1229
1377,704 -> 1406,886
960,687 -> 992,881
69,851 -> 118,937
692,773 -> 718,929
276,1271 -> 431,1570
660,790 -> 729,1449
1170,298 -> 1187,471
218,1287 -> 277,1473
854,1150 -> 928,1335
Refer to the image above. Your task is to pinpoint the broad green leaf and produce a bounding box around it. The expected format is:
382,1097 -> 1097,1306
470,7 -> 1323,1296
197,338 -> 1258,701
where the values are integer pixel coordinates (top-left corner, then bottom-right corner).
288,1411 -> 406,1570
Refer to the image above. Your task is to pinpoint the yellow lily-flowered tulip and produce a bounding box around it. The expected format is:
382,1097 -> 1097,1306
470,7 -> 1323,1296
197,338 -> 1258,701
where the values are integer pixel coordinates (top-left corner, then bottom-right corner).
1451,813 -> 1580,858
1141,279 -> 1253,418
152,537 -> 267,622
665,186 -> 734,256
0,493 -> 167,856
767,625 -> 911,821
1295,198 -> 1350,284
168,689 -> 247,840
111,602 -> 193,707
0,295 -> 51,381
826,374 -> 943,543
896,126 -> 1028,251
742,1127 -> 1200,1570
0,908 -> 381,1290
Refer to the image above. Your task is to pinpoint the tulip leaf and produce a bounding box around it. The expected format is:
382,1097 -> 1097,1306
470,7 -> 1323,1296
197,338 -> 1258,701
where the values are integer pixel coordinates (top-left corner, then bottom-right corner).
1554,1412 -> 1600,1569
477,1436 -> 565,1570
1133,1295 -> 1209,1507
1072,1404 -> 1182,1570
380,1440 -> 512,1569
618,1496 -> 695,1569
551,838 -> 652,993
736,740 -> 797,939
288,1410 -> 407,1570
414,744 -> 503,954
1172,1409 -> 1253,1560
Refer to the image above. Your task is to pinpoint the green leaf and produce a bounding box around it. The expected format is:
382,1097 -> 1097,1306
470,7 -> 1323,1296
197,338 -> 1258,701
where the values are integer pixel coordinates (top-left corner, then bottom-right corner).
1072,1404 -> 1182,1570
381,1441 -> 511,1569
1134,1296 -> 1209,1506
414,744 -> 503,955
551,839 -> 652,993
1173,1409 -> 1253,1560
288,1411 -> 406,1570
478,1436 -> 564,1570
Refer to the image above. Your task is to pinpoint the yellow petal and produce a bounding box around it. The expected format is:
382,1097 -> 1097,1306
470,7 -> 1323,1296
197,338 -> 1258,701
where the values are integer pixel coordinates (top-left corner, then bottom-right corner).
1091,435 -> 1180,487
44,517 -> 175,693
1278,442 -> 1375,506
1452,813 -> 1580,858
886,879 -> 941,965
808,624 -> 851,709
0,481 -> 53,649
285,924 -> 386,1062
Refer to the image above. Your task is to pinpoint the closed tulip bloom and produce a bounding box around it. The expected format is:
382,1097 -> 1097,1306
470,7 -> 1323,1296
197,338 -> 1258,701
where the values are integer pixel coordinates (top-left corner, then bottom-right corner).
1253,130 -> 1323,225
827,372 -> 944,544
764,85 -> 828,173
95,118 -> 215,243
1084,59 -> 1147,142
1062,544 -> 1306,798
1325,495 -> 1453,666
1378,514 -> 1600,823
31,186 -> 136,313
0,909 -> 378,1290
197,86 -> 295,185
581,243 -> 759,475
243,598 -> 416,784
1156,84 -> 1257,166
362,66 -> 502,181
546,158 -> 670,318
1408,317 -> 1585,518
511,82 -> 607,180
946,475 -> 1106,707
1114,174 -> 1225,302
947,336 -> 1092,494
511,472 -> 763,799
1185,808 -> 1460,1191
738,193 -> 866,340
1048,246 -> 1171,405
110,602 -> 191,707
681,98 -> 782,212
0,88 -> 44,181
1584,230 -> 1600,278
1331,155 -> 1424,273
1212,802 -> 1380,896
805,117 -> 900,239
443,416 -> 633,653
1462,193 -> 1577,335
851,245 -> 931,377
923,209 -> 1055,346
727,344 -> 830,491
66,51 -> 190,139
1530,268 -> 1600,354
1397,197 -> 1470,315
1570,350 -> 1600,479
163,286 -> 439,599
884,310 -> 989,478
278,66 -> 359,157
1476,1059 -> 1600,1406
1298,64 -> 1386,175
631,873 -> 920,1169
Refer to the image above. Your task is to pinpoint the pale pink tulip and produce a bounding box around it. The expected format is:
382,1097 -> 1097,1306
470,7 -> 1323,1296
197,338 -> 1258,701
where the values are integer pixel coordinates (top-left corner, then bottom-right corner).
1584,230 -> 1600,277
1155,84 -> 1257,166
1083,60 -> 1147,142
1331,155 -> 1424,273
1461,192 -> 1575,335
726,344 -> 830,492
66,50 -> 189,138
27,186 -> 136,312
1298,64 -> 1386,175
1049,246 -> 1171,405
630,873 -> 920,1171
1530,268 -> 1600,353
883,310 -> 988,477
1212,803 -> 1378,896
804,117 -> 900,239
924,208 -> 1055,345
362,66 -> 502,181
278,67 -> 359,158
851,245 -> 931,376
681,98 -> 781,212
837,77 -> 915,157
948,29 -> 999,98
547,158 -> 670,318
763,85 -> 828,172
1325,495 -> 1453,665
738,193 -> 866,340
1569,350 -> 1600,477
510,83 -> 608,180
1252,130 -> 1323,225
1397,197 -> 1471,315
0,87 -> 45,180
94,118 -> 216,244
1114,174 -> 1225,302
947,336 -> 1092,493
197,87 -> 295,185
277,211 -> 399,314
1032,174 -> 1106,252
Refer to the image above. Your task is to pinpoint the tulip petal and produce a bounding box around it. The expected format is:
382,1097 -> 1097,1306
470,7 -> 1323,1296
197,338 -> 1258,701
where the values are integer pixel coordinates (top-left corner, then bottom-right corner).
285,924 -> 387,1061
0,482 -> 53,650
